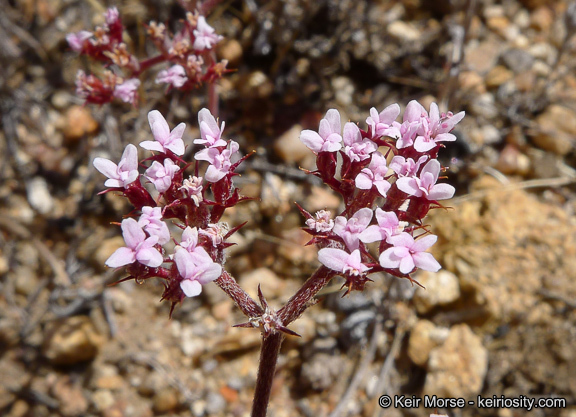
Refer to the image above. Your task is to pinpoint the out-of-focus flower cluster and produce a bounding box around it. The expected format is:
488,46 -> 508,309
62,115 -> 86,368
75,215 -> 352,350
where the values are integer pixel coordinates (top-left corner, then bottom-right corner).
67,7 -> 229,106
299,101 -> 464,292
93,109 -> 250,314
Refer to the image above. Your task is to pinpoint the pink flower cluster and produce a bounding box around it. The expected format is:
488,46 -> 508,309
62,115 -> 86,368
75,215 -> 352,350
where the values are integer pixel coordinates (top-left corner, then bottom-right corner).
93,109 -> 249,312
299,101 -> 464,290
68,7 -> 228,106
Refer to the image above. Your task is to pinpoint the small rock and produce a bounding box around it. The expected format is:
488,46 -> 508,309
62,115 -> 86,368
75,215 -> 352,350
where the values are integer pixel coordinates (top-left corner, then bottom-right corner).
485,65 -> 513,88
91,389 -> 115,412
273,124 -> 310,165
305,186 -> 341,212
387,21 -> 420,42
340,310 -> 375,349
407,320 -> 450,367
326,291 -> 373,314
205,392 -> 226,414
94,236 -> 124,267
152,387 -> 179,414
51,376 -> 89,417
277,228 -> 318,265
332,76 -> 355,107
530,6 -> 554,32
423,324 -> 488,398
26,176 -> 54,215
62,105 -> 99,142
496,144 -> 531,176
217,39 -> 242,66
413,270 -> 461,314
239,267 -> 285,301
465,39 -> 503,74
458,71 -> 486,94
468,93 -> 498,119
42,316 -> 104,365
501,48 -> 534,73
533,105 -> 576,155
299,353 -> 342,391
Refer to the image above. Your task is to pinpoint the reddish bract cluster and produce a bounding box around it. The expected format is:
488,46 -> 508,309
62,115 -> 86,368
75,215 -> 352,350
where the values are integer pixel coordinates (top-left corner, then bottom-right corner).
67,7 -> 230,106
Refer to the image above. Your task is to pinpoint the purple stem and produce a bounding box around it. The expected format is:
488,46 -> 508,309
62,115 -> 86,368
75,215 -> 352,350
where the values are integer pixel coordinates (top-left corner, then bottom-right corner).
251,332 -> 283,417
215,271 -> 263,318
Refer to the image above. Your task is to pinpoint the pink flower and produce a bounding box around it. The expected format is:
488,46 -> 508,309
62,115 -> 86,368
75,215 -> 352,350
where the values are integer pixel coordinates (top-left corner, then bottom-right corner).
140,110 -> 186,156
113,78 -> 140,105
194,108 -> 227,148
389,155 -> 428,178
180,226 -> 213,256
199,223 -> 229,247
105,7 -> 120,25
93,144 -> 139,188
354,152 -> 391,197
174,246 -> 222,297
305,210 -> 334,233
366,104 -> 401,139
359,208 -> 403,244
145,159 -> 180,193
318,248 -> 370,276
106,218 -> 163,268
333,208 -> 373,251
66,30 -> 93,52
396,159 -> 455,200
138,206 -> 170,245
155,65 -> 188,88
179,176 -> 203,206
192,16 -> 223,51
379,233 -> 441,274
413,102 -> 465,153
195,141 -> 239,182
342,122 -> 377,162
299,109 -> 342,153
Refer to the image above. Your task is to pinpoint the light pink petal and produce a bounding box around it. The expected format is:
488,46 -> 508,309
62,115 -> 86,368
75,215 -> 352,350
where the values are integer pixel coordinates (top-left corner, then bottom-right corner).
429,102 -> 440,123
343,122 -> 361,146
427,184 -> 455,200
175,248 -> 195,279
412,252 -> 441,272
414,137 -> 436,153
198,109 -> 219,135
404,100 -> 425,122
379,248 -> 400,269
136,246 -> 163,267
121,144 -> 138,170
105,247 -> 136,267
318,248 -> 348,272
93,158 -> 119,179
139,140 -> 165,152
421,159 -> 441,181
196,263 -> 222,285
443,111 -> 465,131
194,147 -> 214,163
379,103 -> 400,124
389,232 -> 414,248
399,255 -> 415,274
411,234 -> 437,252
353,208 -> 374,228
324,109 -> 341,135
180,280 -> 202,297
355,171 -> 373,190
205,165 -> 226,182
332,216 -> 347,236
148,110 -> 170,144
434,132 -> 456,143
374,180 -> 391,197
104,178 -> 123,188
396,177 -> 421,197
359,225 -> 382,243
121,218 -> 145,249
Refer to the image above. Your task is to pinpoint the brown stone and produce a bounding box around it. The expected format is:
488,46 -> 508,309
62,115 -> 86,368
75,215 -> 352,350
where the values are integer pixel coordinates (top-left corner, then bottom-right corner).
62,105 -> 98,142
42,316 -> 104,365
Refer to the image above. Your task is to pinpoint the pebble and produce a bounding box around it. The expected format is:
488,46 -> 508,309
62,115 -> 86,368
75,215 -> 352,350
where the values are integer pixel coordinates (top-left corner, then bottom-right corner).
407,320 -> 450,367
26,176 -> 54,215
465,39 -> 503,74
468,92 -> 499,119
339,309 -> 376,349
91,389 -> 115,412
273,123 -> 311,165
326,291 -> 372,313
413,270 -> 461,314
533,104 -> 576,155
496,144 -> 531,176
217,39 -> 243,66
423,324 -> 488,398
205,392 -> 226,414
61,105 -> 99,142
42,316 -> 103,365
238,267 -> 285,301
501,48 -> 534,73
387,21 -> 420,42
485,65 -> 514,88
299,353 -> 342,391
152,387 -> 179,413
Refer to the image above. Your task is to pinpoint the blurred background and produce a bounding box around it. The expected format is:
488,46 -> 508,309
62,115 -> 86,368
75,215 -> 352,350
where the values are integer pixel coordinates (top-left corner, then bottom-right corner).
1,0 -> 576,416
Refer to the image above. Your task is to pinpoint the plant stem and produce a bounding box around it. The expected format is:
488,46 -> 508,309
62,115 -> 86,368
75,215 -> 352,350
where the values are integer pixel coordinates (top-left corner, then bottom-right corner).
215,271 -> 263,318
278,265 -> 336,325
251,332 -> 283,417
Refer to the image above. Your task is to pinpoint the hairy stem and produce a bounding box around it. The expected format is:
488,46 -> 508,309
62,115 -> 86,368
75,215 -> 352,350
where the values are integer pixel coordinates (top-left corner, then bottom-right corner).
251,332 -> 283,417
278,265 -> 336,325
215,271 -> 263,318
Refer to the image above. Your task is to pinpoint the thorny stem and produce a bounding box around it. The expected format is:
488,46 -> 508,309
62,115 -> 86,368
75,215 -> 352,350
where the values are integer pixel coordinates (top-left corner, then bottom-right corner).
249,265 -> 337,416
134,54 -> 166,76
251,332 -> 283,417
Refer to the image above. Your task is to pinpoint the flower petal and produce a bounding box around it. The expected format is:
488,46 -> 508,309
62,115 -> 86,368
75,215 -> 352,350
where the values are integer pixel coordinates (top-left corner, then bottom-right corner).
318,248 -> 348,273
180,279 -> 202,297
105,247 -> 136,267
148,110 -> 170,144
